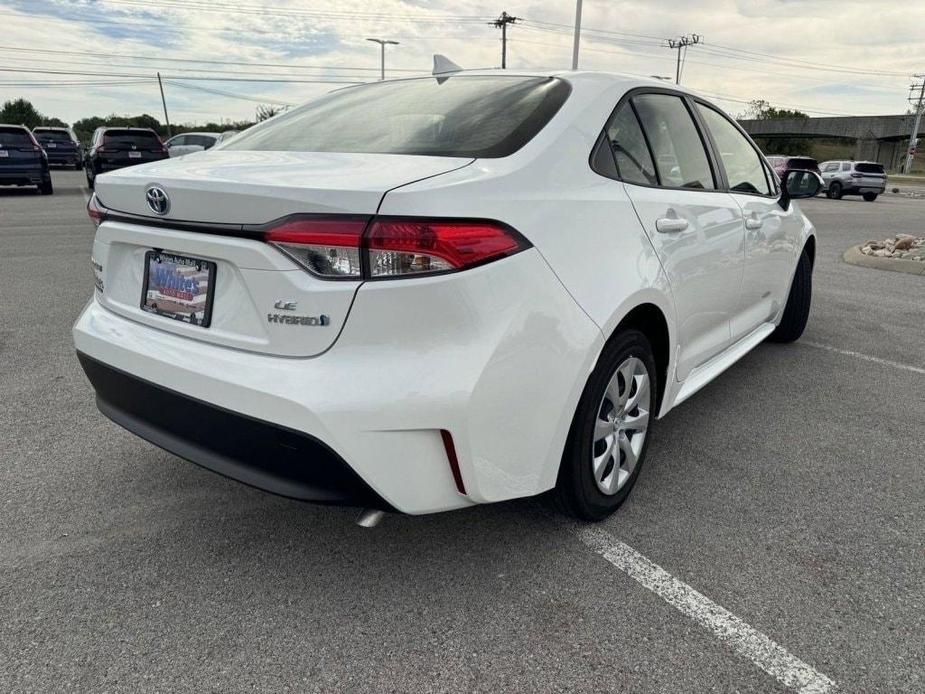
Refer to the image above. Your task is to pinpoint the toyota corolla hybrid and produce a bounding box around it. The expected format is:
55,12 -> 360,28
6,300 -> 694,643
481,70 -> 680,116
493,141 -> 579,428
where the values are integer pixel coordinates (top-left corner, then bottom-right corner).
74,71 -> 821,521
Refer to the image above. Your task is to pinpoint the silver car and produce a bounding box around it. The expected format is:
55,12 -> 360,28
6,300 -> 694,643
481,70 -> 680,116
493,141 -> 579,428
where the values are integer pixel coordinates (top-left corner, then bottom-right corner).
164,132 -> 221,158
819,160 -> 887,202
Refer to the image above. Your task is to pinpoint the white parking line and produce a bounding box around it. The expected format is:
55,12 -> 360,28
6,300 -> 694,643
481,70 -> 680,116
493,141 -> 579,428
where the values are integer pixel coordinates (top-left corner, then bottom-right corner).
801,340 -> 925,376
577,525 -> 837,694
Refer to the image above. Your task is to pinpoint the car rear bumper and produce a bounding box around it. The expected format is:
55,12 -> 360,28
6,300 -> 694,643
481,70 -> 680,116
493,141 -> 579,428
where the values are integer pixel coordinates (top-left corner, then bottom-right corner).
72,250 -> 603,514
46,152 -> 81,165
0,166 -> 45,185
77,351 -> 395,509
845,184 -> 886,194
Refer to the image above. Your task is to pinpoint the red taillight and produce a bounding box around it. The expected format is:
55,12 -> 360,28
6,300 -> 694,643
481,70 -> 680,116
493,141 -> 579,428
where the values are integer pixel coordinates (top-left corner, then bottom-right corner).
264,217 -> 369,279
259,216 -> 529,281
87,194 -> 107,228
366,219 -> 525,278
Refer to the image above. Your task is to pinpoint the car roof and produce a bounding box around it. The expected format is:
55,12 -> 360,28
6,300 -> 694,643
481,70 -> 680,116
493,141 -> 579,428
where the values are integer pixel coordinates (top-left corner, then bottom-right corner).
172,132 -> 221,137
0,123 -> 29,130
33,126 -> 69,131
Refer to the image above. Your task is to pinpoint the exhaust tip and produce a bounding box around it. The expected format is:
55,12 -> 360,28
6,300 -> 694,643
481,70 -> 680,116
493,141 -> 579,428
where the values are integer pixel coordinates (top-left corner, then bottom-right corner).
356,509 -> 385,528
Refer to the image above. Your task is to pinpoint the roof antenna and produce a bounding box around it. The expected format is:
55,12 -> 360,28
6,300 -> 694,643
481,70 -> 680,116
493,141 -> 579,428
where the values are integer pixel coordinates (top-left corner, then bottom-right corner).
433,54 -> 462,83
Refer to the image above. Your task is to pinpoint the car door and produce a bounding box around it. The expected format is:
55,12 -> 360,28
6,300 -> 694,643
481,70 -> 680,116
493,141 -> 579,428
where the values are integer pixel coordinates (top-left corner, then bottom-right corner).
693,102 -> 802,340
166,135 -> 189,157
609,91 -> 746,381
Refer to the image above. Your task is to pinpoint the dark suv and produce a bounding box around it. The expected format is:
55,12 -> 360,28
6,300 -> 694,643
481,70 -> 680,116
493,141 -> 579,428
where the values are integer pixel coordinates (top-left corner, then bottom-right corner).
33,127 -> 82,170
766,155 -> 821,182
0,124 -> 53,194
85,127 -> 168,189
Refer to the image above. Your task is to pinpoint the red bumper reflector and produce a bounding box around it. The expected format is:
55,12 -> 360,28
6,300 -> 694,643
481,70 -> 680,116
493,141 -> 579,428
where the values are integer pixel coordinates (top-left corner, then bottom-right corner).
440,429 -> 466,495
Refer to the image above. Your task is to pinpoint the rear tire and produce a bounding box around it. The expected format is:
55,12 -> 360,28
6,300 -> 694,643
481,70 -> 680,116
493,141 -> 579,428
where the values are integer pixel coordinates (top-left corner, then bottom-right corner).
39,179 -> 53,195
554,329 -> 656,521
827,181 -> 843,200
74,162 -> 82,171
768,251 -> 812,343
863,192 -> 878,202
86,171 -> 94,190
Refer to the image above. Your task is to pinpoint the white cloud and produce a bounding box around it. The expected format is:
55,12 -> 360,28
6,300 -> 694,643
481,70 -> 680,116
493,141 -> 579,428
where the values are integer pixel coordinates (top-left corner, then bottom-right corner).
2,0 -> 921,125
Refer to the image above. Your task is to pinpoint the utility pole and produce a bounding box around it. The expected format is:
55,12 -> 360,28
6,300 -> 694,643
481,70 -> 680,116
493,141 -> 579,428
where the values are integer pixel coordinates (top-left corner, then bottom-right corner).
571,0 -> 583,70
366,38 -> 399,80
156,72 -> 171,138
492,11 -> 519,69
903,75 -> 925,174
666,34 -> 701,85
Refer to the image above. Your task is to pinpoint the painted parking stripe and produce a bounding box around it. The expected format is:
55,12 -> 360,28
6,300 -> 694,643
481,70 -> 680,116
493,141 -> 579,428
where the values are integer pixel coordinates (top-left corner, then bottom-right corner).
577,525 -> 837,694
801,340 -> 925,376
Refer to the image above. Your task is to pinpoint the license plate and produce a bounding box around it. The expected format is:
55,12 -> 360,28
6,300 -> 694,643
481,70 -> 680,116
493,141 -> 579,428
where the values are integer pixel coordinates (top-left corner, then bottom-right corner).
129,151 -> 142,158
47,142 -> 57,148
141,251 -> 216,327
0,150 -> 8,157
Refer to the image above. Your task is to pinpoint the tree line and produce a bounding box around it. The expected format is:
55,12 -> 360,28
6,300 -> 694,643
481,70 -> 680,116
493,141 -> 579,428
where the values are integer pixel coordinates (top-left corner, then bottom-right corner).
1,98 -> 267,145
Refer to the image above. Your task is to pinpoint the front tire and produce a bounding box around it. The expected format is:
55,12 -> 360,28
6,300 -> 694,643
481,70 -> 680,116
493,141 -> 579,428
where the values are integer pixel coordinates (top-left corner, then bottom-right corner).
827,181 -> 843,200
768,250 -> 812,343
554,330 -> 656,521
863,192 -> 878,202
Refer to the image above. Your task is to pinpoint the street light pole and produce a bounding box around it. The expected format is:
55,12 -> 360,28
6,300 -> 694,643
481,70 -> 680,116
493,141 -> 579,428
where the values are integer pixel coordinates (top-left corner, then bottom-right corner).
366,38 -> 399,80
571,0 -> 583,70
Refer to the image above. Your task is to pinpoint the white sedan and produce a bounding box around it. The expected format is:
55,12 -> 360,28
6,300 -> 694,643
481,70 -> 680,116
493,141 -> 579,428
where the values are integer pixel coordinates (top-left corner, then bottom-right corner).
74,70 -> 821,521
163,131 -> 221,157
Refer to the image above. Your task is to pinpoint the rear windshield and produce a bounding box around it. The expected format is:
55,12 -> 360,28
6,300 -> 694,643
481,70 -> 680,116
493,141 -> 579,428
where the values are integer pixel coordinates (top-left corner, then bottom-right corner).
103,130 -> 161,148
222,75 -> 571,158
855,162 -> 884,174
34,129 -> 73,142
0,127 -> 32,146
787,157 -> 817,169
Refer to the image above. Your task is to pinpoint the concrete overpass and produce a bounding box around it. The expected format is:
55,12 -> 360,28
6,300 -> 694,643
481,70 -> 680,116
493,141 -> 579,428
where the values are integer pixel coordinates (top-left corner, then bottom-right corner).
738,114 -> 922,169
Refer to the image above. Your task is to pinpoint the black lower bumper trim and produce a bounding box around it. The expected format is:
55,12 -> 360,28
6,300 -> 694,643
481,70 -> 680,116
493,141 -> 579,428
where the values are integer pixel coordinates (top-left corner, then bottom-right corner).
76,352 -> 394,510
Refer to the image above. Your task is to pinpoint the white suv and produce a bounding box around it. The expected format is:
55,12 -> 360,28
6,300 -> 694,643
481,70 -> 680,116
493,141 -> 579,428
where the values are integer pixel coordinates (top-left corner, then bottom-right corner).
74,72 -> 821,520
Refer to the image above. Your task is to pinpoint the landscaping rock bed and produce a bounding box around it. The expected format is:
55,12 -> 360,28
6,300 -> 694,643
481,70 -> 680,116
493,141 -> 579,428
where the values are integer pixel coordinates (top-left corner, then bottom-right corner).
859,235 -> 925,261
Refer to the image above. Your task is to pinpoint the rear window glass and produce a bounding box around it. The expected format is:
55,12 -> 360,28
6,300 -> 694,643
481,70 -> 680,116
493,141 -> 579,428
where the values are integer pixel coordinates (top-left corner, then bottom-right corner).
787,158 -> 817,169
855,163 -> 884,174
103,130 -> 161,148
34,130 -> 73,142
0,128 -> 31,146
222,75 -> 571,158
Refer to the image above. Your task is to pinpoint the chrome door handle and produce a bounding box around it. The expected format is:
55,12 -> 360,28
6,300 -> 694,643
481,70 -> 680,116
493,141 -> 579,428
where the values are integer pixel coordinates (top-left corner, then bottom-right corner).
655,216 -> 689,233
745,214 -> 763,231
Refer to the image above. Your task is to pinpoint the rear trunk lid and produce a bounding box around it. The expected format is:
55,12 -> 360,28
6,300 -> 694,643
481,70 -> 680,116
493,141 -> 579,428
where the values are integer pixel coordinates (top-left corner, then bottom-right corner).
92,150 -> 472,357
0,128 -> 41,169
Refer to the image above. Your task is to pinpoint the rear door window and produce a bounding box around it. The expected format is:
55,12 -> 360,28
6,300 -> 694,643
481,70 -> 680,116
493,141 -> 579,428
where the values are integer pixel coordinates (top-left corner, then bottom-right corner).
855,163 -> 885,174
632,93 -> 715,190
696,103 -> 771,195
841,162 -> 852,171
0,128 -> 32,147
603,104 -> 657,186
34,130 -> 73,143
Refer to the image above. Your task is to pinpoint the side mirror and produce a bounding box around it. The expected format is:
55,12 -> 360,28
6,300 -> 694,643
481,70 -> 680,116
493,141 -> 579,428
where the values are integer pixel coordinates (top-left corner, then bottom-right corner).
779,170 -> 823,210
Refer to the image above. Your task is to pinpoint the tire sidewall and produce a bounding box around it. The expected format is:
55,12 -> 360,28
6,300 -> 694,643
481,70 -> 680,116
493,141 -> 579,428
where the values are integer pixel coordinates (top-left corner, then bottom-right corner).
558,329 -> 657,520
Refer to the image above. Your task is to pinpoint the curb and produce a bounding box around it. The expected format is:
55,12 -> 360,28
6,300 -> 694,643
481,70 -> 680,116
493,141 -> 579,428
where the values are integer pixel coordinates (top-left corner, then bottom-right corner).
842,245 -> 925,276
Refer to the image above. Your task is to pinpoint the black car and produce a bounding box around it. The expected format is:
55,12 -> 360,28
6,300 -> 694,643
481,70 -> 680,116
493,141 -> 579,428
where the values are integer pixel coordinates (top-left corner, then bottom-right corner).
33,127 -> 82,170
85,127 -> 169,189
0,124 -> 53,195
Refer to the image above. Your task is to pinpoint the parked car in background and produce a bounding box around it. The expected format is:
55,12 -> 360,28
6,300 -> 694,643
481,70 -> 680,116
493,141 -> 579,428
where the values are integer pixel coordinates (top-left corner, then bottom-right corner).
766,155 -> 821,182
75,72 -> 822,521
0,124 -> 53,194
85,127 -> 169,189
819,160 -> 887,201
164,132 -> 221,157
32,127 -> 82,170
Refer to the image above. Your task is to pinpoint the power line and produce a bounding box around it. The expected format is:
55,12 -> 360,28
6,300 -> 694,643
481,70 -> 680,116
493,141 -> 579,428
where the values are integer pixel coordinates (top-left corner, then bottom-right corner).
165,79 -> 295,106
0,66 -> 365,84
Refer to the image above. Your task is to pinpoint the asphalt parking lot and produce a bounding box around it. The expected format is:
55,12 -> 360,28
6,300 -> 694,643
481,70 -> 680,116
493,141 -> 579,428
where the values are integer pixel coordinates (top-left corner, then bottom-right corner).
1,171 -> 923,693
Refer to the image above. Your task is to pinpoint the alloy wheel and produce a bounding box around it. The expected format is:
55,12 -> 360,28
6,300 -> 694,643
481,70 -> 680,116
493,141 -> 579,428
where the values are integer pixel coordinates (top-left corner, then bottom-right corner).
591,356 -> 650,495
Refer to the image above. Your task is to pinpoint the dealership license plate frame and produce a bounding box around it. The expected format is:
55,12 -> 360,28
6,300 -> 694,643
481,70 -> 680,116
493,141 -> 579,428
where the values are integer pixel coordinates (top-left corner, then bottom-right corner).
128,150 -> 142,158
140,250 -> 217,328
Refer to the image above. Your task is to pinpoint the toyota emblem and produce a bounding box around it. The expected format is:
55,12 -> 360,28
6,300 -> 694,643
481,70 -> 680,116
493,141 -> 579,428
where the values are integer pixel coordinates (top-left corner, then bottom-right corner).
145,186 -> 170,215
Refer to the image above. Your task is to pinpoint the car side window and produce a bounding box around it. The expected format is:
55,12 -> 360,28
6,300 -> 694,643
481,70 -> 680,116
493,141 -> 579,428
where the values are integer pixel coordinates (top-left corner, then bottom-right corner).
603,104 -> 657,186
632,94 -> 715,190
823,163 -> 837,173
169,135 -> 187,146
695,104 -> 771,196
841,162 -> 851,171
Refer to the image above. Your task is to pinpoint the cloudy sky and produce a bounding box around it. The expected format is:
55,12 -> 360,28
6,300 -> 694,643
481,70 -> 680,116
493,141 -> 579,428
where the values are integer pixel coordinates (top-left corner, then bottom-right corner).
3,0 -> 923,126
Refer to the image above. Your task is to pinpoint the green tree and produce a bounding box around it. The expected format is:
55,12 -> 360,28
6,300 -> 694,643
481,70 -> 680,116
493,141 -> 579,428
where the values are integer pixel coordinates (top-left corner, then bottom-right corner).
0,98 -> 45,129
741,99 -> 808,121
255,104 -> 285,122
